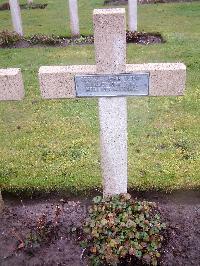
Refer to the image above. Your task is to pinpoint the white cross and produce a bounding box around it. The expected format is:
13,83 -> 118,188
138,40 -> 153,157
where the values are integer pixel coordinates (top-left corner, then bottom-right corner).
128,0 -> 137,31
9,0 -> 23,36
68,0 -> 80,37
39,8 -> 186,197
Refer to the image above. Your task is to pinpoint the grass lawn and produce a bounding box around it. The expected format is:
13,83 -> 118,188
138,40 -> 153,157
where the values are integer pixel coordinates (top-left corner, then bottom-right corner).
0,0 -> 200,195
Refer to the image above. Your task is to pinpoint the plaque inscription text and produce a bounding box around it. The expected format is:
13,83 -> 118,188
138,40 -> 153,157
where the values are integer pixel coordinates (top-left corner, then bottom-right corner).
75,73 -> 149,97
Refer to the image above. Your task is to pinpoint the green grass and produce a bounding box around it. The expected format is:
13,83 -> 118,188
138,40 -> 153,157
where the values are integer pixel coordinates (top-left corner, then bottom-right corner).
0,0 -> 200,194
0,0 -> 103,36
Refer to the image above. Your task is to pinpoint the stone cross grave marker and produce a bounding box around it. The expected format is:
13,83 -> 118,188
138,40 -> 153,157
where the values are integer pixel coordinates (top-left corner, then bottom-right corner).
9,0 -> 23,36
39,8 -> 186,197
0,68 -> 24,212
68,0 -> 80,37
128,0 -> 137,31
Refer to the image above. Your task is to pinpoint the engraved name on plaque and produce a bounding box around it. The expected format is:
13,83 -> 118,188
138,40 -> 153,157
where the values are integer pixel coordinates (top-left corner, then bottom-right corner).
75,73 -> 149,97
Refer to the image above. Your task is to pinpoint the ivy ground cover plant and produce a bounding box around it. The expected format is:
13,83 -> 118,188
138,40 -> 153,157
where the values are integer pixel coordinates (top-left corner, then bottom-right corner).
82,194 -> 166,265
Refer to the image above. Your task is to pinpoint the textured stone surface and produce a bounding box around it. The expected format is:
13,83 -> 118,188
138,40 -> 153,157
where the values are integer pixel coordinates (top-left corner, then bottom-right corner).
98,97 -> 127,196
128,0 -> 137,31
94,8 -> 128,196
0,68 -> 24,100
9,0 -> 23,35
39,63 -> 186,99
93,8 -> 126,74
69,0 -> 80,36
126,63 -> 186,96
39,65 -> 96,99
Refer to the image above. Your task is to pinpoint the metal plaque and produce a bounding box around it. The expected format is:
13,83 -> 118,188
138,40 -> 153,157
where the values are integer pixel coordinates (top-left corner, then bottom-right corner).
75,73 -> 149,97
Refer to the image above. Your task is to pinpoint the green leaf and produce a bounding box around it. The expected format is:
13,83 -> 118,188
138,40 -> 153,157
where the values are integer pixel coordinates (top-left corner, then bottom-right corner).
156,252 -> 161,258
82,196 -> 166,265
93,196 -> 102,204
151,257 -> 158,266
90,220 -> 95,228
135,250 -> 142,258
155,214 -> 160,220
135,232 -> 140,239
80,241 -> 87,248
109,239 -> 117,248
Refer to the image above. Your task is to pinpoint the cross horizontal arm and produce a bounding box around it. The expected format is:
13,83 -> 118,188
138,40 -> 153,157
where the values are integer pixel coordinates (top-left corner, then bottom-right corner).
39,65 -> 96,99
0,68 -> 24,100
39,63 -> 186,99
127,63 -> 186,96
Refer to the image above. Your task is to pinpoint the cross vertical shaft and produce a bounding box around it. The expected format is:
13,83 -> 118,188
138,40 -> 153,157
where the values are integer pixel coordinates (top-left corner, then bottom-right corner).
9,0 -> 23,36
69,0 -> 80,37
93,9 -> 127,196
128,0 -> 137,32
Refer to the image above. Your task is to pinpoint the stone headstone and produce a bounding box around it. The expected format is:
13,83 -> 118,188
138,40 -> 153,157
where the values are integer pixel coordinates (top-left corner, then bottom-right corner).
39,8 -> 186,197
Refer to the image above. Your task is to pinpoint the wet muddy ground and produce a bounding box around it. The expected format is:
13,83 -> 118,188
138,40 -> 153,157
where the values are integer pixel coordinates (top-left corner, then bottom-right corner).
0,190 -> 199,266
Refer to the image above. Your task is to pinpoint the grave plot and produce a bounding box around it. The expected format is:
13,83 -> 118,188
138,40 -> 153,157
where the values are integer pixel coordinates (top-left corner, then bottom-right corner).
0,191 -> 199,265
0,2 -> 199,266
1,8 -> 198,266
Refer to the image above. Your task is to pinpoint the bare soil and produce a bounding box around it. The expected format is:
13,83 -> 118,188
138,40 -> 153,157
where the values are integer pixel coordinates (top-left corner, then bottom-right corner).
0,32 -> 164,49
0,190 -> 199,266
